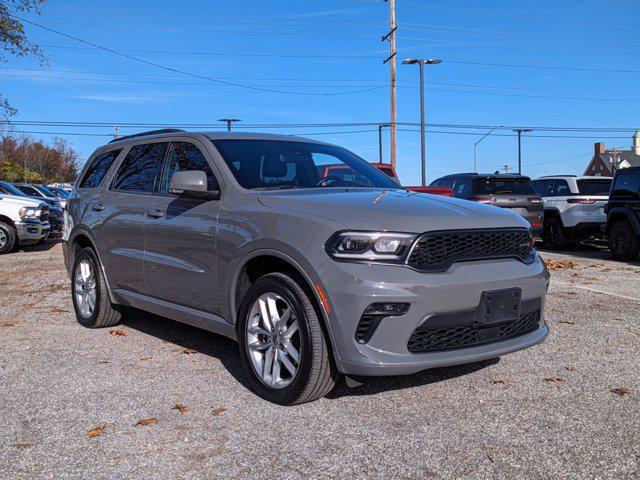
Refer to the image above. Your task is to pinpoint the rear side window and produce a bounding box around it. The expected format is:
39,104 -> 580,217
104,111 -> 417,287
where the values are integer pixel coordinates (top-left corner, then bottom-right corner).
79,149 -> 122,188
113,143 -> 167,193
454,178 -> 472,196
474,179 -> 536,195
577,179 -> 612,196
547,179 -> 571,197
531,179 -> 550,196
611,173 -> 640,197
160,142 -> 218,194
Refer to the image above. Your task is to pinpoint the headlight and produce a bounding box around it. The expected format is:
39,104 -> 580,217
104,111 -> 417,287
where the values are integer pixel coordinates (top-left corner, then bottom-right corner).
326,231 -> 417,263
18,206 -> 41,220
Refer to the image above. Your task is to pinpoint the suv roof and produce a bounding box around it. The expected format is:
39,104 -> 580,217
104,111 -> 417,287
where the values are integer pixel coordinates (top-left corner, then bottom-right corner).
614,166 -> 640,174
439,173 -> 532,181
105,130 -> 329,147
536,175 -> 612,180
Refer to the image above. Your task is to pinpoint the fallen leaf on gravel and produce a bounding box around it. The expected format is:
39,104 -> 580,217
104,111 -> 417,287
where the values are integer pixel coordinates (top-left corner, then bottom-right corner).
135,418 -> 159,426
558,320 -> 575,325
182,348 -> 197,354
109,329 -> 127,336
1,321 -> 16,327
211,407 -> 227,416
50,306 -> 67,313
172,403 -> 189,413
543,376 -> 563,383
88,426 -> 104,438
610,387 -> 631,396
564,367 -> 576,372
97,360 -> 110,364
11,443 -> 35,449
544,259 -> 577,270
491,379 -> 515,385
141,355 -> 152,361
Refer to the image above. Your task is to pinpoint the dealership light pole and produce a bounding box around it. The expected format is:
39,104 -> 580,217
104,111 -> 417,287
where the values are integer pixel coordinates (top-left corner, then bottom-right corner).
402,58 -> 441,186
474,125 -> 503,173
218,118 -> 241,132
513,128 -> 532,174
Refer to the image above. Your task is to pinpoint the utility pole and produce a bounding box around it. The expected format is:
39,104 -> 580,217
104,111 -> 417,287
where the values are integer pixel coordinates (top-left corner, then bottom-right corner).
382,0 -> 397,169
501,164 -> 510,174
113,126 -> 119,140
218,118 -> 241,131
512,128 -> 532,174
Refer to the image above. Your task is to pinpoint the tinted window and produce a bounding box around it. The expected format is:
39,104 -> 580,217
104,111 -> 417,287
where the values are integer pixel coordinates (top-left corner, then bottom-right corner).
113,143 -> 167,193
80,149 -> 122,188
612,173 -> 640,197
211,139 -> 399,190
34,185 -> 56,197
160,142 -> 218,194
474,178 -> 536,195
577,179 -> 612,196
16,185 -> 42,197
454,178 -> 472,196
546,179 -> 571,197
432,177 -> 455,189
0,182 -> 26,197
531,179 -> 550,196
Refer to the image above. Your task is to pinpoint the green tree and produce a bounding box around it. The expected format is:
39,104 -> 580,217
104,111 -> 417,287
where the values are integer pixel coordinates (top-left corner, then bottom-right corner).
0,0 -> 47,118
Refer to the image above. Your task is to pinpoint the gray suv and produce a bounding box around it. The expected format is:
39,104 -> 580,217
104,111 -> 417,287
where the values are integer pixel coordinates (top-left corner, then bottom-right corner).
64,130 -> 549,404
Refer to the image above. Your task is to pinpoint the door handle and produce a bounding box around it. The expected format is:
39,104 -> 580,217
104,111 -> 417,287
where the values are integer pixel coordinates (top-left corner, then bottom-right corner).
91,203 -> 105,212
148,209 -> 164,218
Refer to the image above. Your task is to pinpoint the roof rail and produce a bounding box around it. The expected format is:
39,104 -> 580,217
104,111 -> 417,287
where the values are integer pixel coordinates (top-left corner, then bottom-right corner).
108,128 -> 186,144
538,174 -> 577,178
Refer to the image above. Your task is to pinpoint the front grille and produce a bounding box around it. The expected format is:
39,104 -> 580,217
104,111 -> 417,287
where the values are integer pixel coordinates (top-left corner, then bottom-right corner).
407,309 -> 540,353
407,228 -> 532,271
39,206 -> 49,222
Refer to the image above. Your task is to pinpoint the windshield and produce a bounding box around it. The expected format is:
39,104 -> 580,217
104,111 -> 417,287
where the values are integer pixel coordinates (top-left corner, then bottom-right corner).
577,179 -> 611,196
34,185 -> 57,197
211,139 -> 400,190
0,182 -> 27,197
474,178 -> 536,195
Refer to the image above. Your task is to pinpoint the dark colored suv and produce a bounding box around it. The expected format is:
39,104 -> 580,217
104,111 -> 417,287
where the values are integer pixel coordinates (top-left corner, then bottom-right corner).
431,173 -> 544,235
605,166 -> 640,260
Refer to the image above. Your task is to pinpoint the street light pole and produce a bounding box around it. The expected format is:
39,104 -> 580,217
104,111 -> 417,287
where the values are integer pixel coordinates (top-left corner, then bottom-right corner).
218,118 -> 241,132
512,128 -> 532,174
402,58 -> 441,186
473,125 -> 503,173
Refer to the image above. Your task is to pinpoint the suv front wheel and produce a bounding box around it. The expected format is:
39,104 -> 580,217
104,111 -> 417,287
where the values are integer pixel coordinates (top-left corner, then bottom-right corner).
237,272 -> 339,405
543,217 -> 568,250
609,220 -> 640,261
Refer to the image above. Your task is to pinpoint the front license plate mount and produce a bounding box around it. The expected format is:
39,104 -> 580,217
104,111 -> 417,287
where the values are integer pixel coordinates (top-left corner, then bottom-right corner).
480,288 -> 521,325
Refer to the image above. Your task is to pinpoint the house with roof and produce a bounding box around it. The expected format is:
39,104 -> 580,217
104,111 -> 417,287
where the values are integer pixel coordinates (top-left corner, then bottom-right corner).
584,128 -> 640,176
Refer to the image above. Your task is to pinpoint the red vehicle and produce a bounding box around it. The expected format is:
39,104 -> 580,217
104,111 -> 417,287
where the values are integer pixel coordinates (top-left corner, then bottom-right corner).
319,163 -> 453,197
374,163 -> 453,196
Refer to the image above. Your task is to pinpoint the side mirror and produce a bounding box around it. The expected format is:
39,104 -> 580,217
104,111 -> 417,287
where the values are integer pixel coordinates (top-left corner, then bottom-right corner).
168,171 -> 220,200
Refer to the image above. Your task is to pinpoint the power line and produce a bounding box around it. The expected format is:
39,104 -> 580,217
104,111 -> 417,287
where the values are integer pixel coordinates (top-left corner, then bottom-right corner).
12,15 -> 385,96
445,59 -> 640,75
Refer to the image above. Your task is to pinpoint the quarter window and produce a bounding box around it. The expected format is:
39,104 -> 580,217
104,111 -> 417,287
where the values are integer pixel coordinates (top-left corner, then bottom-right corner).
79,150 -> 122,189
113,143 -> 167,193
160,142 -> 218,194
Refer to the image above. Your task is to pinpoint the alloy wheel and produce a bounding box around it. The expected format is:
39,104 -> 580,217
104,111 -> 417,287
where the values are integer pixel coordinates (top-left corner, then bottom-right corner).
246,292 -> 301,389
74,259 -> 97,319
0,229 -> 6,249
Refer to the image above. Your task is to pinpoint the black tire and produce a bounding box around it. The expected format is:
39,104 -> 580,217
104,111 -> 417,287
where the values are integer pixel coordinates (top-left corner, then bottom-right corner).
543,217 -> 567,250
0,221 -> 17,255
71,247 -> 122,328
237,272 -> 339,405
608,220 -> 640,261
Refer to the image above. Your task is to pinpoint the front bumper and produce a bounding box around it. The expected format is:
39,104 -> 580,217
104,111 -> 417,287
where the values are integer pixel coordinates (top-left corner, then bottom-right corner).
317,253 -> 549,376
15,221 -> 50,244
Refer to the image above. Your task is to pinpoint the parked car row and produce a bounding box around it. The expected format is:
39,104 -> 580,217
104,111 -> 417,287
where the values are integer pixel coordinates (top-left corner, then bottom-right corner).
0,181 -> 69,253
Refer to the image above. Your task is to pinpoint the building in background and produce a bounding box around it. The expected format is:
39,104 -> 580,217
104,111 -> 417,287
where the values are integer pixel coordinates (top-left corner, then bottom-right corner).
584,128 -> 640,176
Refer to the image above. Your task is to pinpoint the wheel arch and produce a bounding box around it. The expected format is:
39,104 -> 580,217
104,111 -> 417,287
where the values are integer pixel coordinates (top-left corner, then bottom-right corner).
606,208 -> 640,235
543,208 -> 563,224
0,214 -> 16,228
230,249 -> 338,359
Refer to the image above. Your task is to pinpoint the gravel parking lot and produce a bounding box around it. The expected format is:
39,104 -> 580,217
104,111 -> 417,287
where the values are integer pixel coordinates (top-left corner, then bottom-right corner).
1,243 -> 639,479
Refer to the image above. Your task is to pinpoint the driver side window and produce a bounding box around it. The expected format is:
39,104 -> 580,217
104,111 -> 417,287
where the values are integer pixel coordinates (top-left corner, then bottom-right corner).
160,142 -> 218,194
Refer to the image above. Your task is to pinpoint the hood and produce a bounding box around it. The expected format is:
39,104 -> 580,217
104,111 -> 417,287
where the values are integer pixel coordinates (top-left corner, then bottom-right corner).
0,194 -> 45,208
257,188 -> 529,232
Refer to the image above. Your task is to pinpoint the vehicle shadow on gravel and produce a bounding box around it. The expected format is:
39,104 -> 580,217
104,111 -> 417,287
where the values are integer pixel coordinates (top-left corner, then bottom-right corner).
122,308 -> 500,399
19,240 -> 60,253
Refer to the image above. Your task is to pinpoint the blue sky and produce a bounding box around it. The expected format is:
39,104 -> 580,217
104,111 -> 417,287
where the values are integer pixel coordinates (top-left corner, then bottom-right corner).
2,0 -> 640,184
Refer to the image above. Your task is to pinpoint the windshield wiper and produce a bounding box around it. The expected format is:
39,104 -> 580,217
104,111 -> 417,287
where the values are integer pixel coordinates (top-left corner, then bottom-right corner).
258,185 -> 299,190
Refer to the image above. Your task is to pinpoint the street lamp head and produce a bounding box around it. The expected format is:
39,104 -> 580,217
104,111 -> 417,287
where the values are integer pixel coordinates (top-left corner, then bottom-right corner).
402,58 -> 418,65
425,59 -> 442,65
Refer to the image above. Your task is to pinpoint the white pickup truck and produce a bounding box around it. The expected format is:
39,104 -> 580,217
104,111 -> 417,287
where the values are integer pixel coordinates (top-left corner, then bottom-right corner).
0,193 -> 51,254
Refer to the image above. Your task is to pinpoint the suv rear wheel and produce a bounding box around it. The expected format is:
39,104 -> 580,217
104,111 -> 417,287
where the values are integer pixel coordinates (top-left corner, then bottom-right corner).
543,217 -> 567,250
0,221 -> 17,254
71,247 -> 122,328
608,220 -> 640,261
237,272 -> 339,405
